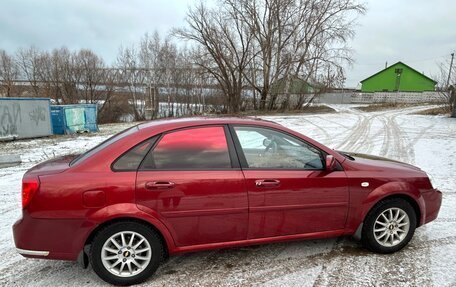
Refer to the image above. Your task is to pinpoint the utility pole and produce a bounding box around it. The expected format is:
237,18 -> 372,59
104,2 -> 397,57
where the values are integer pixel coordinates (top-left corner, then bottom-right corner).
447,53 -> 456,118
446,52 -> 454,88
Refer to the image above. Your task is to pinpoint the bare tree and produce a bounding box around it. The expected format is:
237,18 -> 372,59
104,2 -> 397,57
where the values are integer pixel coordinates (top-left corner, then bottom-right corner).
435,58 -> 456,117
158,39 -> 179,116
16,47 -> 42,96
173,48 -> 209,115
221,0 -> 365,110
76,49 -> 110,104
138,32 -> 182,118
173,2 -> 254,113
0,50 -> 19,97
116,45 -> 147,120
34,48 -> 78,104
56,47 -> 80,104
138,32 -> 165,119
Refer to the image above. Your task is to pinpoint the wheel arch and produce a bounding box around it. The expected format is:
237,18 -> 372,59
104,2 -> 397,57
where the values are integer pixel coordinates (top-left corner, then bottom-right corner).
354,193 -> 422,241
362,181 -> 425,226
366,194 -> 421,228
83,216 -> 170,260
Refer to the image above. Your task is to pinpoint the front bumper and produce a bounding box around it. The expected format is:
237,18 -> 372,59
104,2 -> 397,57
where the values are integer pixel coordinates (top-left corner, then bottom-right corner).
422,188 -> 442,224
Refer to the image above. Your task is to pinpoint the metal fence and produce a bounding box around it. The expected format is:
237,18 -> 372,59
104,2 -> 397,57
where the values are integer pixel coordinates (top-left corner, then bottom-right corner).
312,92 -> 446,105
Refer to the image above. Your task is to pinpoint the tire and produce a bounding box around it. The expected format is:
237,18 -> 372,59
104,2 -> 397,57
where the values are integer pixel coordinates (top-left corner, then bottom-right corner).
90,221 -> 164,286
361,198 -> 417,254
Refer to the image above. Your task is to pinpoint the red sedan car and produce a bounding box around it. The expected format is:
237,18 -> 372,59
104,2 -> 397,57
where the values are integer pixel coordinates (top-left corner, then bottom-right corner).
13,117 -> 441,285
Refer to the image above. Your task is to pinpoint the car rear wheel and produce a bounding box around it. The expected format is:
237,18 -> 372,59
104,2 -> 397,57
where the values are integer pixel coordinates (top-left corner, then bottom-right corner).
90,221 -> 164,285
361,198 -> 416,253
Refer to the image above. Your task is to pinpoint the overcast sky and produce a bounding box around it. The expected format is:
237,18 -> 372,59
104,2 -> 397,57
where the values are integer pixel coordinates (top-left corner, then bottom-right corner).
0,0 -> 455,88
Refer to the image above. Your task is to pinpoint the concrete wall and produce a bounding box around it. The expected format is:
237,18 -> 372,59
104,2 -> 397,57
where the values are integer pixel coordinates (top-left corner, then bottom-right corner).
0,98 -> 53,140
314,93 -> 353,104
311,91 -> 446,105
350,92 -> 445,104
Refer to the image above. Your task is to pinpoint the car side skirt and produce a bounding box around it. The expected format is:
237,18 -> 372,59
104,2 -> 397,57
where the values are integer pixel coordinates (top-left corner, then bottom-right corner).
169,229 -> 346,254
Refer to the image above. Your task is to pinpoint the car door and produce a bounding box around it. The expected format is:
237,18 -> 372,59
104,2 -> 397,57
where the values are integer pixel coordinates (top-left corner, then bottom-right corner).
135,125 -> 248,247
230,125 -> 349,239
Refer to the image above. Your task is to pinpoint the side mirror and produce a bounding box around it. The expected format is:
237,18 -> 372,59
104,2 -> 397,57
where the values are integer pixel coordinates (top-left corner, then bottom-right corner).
263,138 -> 272,147
325,155 -> 337,172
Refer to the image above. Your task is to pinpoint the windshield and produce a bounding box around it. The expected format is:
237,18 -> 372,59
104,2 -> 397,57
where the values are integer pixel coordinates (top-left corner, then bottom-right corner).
70,126 -> 139,166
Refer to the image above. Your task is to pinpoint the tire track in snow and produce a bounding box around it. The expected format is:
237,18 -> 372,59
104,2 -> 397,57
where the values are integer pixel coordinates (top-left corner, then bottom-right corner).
291,118 -> 334,146
335,113 -> 371,152
314,106 -> 439,286
310,115 -> 353,130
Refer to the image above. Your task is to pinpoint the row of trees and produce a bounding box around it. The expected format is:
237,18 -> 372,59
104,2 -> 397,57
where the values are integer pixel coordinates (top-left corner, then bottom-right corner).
0,47 -> 116,117
0,36 -> 228,122
175,0 -> 365,112
0,0 -> 367,121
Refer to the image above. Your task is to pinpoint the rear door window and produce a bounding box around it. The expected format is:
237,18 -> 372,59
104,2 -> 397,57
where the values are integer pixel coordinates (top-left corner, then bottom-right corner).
141,126 -> 232,170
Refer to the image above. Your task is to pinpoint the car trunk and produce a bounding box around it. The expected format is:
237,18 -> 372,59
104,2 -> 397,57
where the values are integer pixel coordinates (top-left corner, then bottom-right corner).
25,154 -> 78,177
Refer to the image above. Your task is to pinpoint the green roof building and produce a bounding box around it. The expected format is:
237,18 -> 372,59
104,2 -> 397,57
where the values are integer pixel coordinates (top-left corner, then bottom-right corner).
360,61 -> 436,92
270,77 -> 315,95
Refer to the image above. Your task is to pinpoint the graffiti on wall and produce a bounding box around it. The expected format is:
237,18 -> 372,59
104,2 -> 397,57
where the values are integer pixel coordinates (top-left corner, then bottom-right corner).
0,103 -> 22,137
29,106 -> 47,126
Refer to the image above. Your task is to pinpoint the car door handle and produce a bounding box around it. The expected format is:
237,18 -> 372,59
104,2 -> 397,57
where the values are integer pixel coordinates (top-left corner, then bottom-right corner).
145,181 -> 175,190
255,179 -> 280,187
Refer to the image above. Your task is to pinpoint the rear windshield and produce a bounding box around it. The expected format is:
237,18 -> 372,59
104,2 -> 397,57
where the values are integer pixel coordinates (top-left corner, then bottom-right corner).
70,126 -> 139,166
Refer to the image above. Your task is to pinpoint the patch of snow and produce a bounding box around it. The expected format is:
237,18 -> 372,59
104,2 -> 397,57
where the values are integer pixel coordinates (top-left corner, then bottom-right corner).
0,106 -> 455,286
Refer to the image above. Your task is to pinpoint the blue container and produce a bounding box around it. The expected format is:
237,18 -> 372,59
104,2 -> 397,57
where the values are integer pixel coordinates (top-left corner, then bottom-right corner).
50,104 -> 98,135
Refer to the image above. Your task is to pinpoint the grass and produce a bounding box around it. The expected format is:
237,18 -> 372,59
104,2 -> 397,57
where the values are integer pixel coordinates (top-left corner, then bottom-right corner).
355,102 -> 432,112
413,106 -> 451,116
355,102 -> 451,116
239,105 -> 336,116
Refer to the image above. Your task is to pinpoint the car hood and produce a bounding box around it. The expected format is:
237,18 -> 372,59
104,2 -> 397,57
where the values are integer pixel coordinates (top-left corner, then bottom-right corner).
25,154 -> 79,176
338,151 -> 423,172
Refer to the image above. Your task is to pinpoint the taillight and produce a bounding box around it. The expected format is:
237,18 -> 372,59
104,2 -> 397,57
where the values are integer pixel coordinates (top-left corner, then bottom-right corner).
22,178 -> 39,208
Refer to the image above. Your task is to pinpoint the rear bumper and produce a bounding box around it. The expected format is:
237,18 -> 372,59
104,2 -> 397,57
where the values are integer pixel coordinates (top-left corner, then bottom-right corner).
422,188 -> 442,225
12,211 -> 91,261
16,248 -> 49,257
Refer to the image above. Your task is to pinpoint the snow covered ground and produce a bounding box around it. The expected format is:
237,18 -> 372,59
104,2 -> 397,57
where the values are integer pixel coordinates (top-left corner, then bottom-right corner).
0,105 -> 455,286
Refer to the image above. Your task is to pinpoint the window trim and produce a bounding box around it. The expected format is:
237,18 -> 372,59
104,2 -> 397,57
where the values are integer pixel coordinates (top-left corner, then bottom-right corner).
229,124 -> 328,171
71,125 -> 139,167
137,124 -> 241,171
110,135 -> 159,172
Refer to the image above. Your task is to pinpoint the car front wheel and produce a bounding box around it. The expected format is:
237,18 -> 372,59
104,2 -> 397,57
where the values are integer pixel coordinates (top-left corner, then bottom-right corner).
90,221 -> 164,285
361,198 -> 417,253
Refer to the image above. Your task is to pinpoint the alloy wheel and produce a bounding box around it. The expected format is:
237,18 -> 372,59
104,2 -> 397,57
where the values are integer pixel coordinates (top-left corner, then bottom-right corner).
101,231 -> 152,277
373,207 -> 410,247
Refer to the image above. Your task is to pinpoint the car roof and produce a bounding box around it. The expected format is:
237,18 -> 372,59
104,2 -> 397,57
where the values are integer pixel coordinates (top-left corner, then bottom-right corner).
137,116 -> 282,131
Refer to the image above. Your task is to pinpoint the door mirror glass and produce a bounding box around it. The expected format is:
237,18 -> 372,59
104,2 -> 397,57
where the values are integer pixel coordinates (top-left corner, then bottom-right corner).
262,138 -> 272,147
